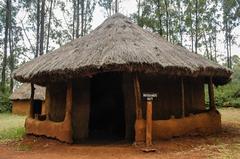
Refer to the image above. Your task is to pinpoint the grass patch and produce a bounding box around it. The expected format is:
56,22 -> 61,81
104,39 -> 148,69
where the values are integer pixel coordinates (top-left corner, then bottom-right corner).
0,127 -> 25,142
0,113 -> 25,142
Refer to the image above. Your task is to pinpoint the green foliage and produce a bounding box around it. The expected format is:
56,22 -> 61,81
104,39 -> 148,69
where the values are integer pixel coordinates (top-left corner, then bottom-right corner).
206,64 -> 240,108
0,85 -> 11,113
215,81 -> 240,107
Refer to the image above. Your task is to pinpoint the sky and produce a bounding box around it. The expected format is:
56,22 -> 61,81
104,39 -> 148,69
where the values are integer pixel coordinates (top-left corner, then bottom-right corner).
91,0 -> 240,59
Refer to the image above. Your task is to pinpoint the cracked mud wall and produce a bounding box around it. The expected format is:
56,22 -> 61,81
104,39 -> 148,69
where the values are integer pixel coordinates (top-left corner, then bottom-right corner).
135,111 -> 221,142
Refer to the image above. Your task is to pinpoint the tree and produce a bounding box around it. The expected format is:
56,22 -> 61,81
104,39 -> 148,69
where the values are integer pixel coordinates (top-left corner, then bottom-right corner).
194,0 -> 198,54
39,0 -> 46,55
98,0 -> 121,17
164,0 -> 169,41
46,0 -> 53,53
72,0 -> 96,38
98,0 -> 114,17
222,0 -> 240,68
36,0 -> 40,57
1,0 -> 11,92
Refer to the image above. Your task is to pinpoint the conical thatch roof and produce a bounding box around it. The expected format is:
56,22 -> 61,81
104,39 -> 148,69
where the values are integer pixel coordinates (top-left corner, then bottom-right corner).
13,14 -> 231,85
10,83 -> 45,101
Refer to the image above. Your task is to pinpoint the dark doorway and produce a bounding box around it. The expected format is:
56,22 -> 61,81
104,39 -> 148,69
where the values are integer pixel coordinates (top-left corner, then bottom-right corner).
33,100 -> 42,115
89,72 -> 125,141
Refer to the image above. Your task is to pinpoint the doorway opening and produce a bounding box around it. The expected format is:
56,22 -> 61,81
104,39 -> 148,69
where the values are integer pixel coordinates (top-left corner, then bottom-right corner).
89,72 -> 125,141
33,100 -> 42,115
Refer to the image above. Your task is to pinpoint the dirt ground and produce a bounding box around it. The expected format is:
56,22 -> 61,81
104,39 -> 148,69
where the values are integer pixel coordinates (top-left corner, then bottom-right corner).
0,108 -> 240,159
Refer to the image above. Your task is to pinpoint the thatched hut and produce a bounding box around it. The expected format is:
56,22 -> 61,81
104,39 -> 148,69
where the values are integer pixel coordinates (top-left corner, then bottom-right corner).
10,83 -> 46,115
13,14 -> 232,144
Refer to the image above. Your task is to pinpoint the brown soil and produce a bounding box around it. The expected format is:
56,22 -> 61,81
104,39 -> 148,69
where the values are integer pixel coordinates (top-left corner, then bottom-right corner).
0,108 -> 240,159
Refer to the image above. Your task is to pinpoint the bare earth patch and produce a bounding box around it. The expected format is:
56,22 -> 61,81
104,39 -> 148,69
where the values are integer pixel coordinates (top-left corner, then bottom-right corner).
0,108 -> 239,159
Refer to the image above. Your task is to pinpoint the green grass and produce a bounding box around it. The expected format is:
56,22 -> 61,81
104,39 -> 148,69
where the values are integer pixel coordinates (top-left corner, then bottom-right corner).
0,113 -> 26,142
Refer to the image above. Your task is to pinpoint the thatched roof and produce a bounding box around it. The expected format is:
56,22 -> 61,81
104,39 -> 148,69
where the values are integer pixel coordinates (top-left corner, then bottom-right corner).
10,83 -> 45,101
13,14 -> 232,85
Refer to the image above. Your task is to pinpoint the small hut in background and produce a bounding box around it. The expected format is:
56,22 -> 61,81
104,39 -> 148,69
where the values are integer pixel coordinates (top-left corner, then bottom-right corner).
10,83 -> 46,115
13,14 -> 232,144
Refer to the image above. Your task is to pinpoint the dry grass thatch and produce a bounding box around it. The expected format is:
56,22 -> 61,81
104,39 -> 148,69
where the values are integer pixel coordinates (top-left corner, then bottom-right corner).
10,83 -> 46,101
13,13 -> 232,85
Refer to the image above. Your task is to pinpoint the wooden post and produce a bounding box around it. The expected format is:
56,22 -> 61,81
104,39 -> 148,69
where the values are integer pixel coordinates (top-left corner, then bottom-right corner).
133,74 -> 142,119
146,100 -> 152,146
208,77 -> 216,111
29,83 -> 35,118
181,78 -> 185,117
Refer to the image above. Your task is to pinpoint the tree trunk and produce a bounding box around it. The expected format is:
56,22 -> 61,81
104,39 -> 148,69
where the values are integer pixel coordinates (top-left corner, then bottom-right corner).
209,36 -> 213,60
81,0 -> 84,37
115,0 -> 118,13
72,0 -> 76,39
190,11 -> 194,52
39,0 -> 46,56
164,0 -> 169,41
157,0 -> 163,36
225,20 -> 230,68
9,0 -> 14,92
229,31 -> 232,68
46,0 -> 53,53
76,0 -> 80,38
35,0 -> 41,58
177,0 -> 183,45
195,0 -> 198,54
214,28 -> 217,62
1,0 -> 10,91
203,31 -> 210,59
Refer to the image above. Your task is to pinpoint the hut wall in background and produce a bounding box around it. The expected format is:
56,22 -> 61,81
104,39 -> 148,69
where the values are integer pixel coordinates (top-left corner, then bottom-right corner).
122,73 -> 136,140
48,83 -> 67,122
72,78 -> 90,142
12,100 -> 46,116
12,100 -> 30,115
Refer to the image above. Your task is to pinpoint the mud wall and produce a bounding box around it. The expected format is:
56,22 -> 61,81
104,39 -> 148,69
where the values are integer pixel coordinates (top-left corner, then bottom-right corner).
48,83 -> 67,122
135,111 -> 221,142
25,116 -> 72,143
72,78 -> 90,141
184,78 -> 205,114
139,75 -> 205,120
12,100 -> 46,116
41,101 -> 46,114
12,100 -> 29,115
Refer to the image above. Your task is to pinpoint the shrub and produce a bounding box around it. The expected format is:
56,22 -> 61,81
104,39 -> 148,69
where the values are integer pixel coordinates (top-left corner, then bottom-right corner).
205,64 -> 240,108
0,86 -> 12,113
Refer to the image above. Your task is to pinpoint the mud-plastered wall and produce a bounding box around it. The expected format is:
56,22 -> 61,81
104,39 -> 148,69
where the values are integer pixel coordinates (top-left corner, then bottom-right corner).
48,83 -> 67,122
12,100 -> 30,115
135,111 -> 221,142
72,78 -> 90,142
139,75 -> 205,119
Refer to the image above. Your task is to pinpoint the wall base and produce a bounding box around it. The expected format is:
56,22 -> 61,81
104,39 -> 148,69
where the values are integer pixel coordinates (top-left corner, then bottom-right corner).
135,110 -> 221,143
25,117 -> 72,143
